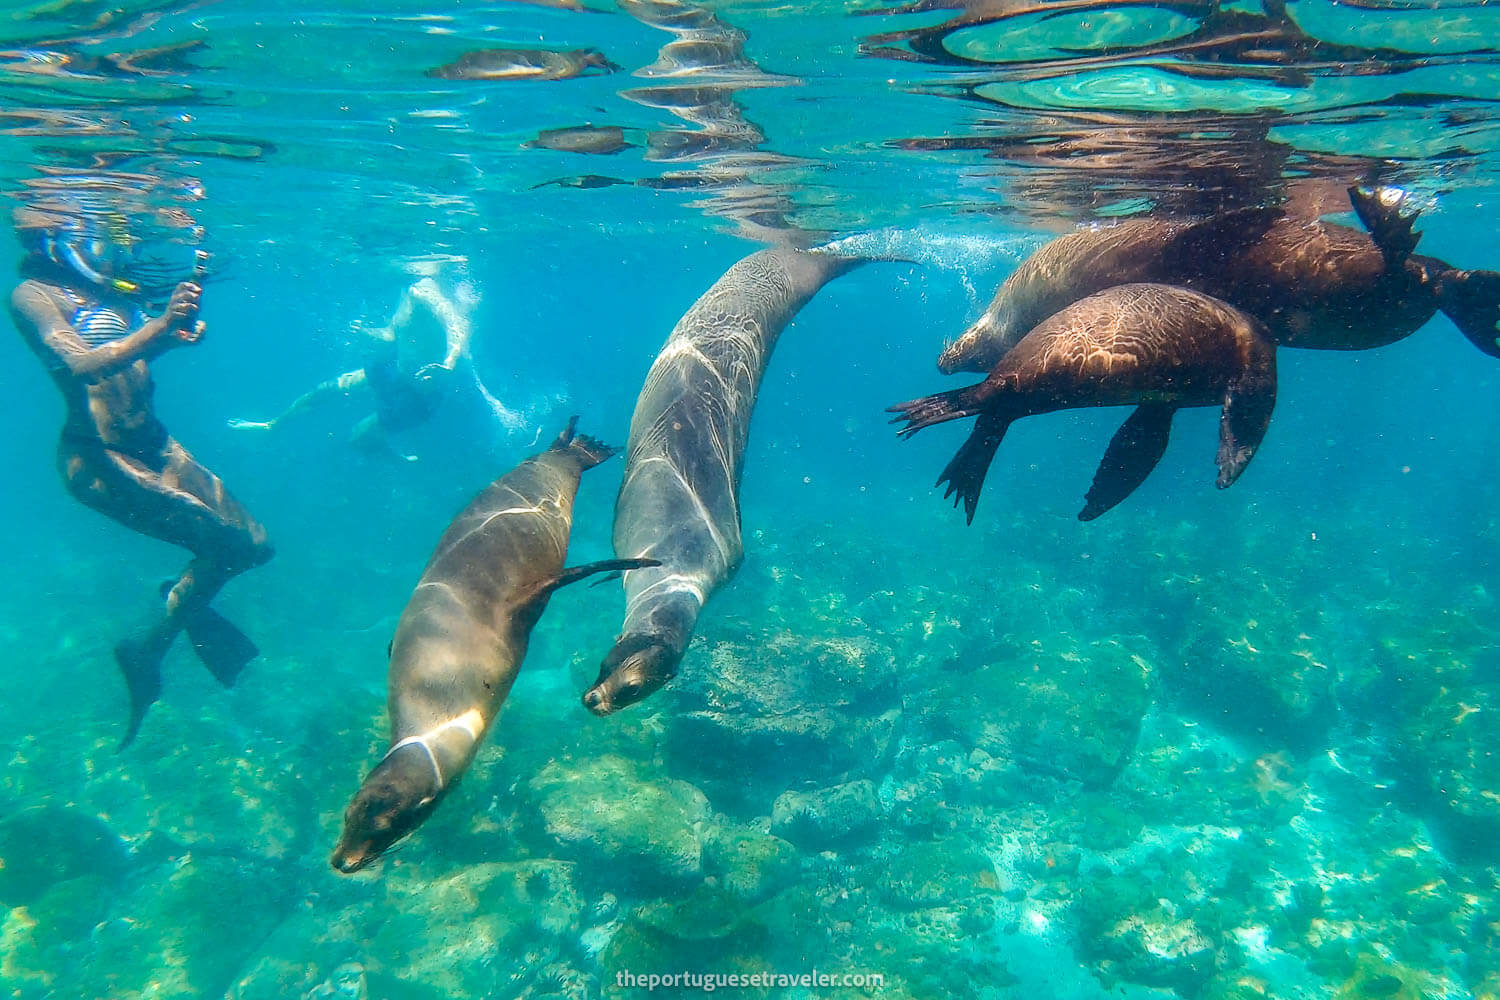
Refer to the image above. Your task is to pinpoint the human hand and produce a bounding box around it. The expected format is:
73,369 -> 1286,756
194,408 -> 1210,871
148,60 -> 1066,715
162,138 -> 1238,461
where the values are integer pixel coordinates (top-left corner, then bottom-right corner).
163,281 -> 206,345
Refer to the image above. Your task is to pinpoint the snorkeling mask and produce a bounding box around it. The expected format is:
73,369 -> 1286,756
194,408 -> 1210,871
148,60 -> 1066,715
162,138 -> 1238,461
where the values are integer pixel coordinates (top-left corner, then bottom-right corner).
41,220 -> 208,299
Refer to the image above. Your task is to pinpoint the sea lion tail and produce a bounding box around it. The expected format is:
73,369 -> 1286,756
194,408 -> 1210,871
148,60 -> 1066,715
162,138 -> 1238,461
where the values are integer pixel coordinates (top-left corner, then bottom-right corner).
887,386 -> 983,437
937,411 -> 1011,525
1433,268 -> 1500,359
548,415 -> 619,469
1348,185 -> 1422,268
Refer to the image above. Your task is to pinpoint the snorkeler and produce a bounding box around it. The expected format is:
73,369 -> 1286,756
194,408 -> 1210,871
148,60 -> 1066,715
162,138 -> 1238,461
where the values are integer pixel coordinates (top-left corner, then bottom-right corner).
9,206 -> 274,749
228,267 -> 519,460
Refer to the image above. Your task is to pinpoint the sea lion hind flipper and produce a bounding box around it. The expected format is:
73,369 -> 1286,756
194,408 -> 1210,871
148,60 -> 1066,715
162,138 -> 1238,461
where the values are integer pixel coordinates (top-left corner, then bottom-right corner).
1215,378 -> 1276,489
936,412 -> 1011,525
1080,403 -> 1177,521
183,606 -> 259,687
114,635 -> 166,751
887,386 -> 982,438
1434,268 -> 1500,359
548,415 -> 619,469
1348,186 -> 1422,268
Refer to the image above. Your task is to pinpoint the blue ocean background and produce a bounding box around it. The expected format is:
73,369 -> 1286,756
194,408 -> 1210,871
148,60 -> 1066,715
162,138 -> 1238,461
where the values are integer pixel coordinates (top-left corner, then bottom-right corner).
2,1 -> 1499,998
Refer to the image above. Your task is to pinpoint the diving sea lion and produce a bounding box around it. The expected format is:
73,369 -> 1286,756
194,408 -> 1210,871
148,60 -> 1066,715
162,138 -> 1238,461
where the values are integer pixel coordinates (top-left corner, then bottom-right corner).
584,247 -> 864,715
936,208 -> 1276,374
425,47 -> 620,82
331,418 -> 656,873
939,187 -> 1500,373
893,283 -> 1277,524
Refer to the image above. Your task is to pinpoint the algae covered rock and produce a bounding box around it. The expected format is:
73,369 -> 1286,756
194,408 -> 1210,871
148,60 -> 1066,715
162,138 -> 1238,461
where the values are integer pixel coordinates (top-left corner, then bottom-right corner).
771,779 -> 882,849
874,837 -> 999,910
663,626 -> 901,806
81,851 -> 294,1000
705,824 -> 801,903
532,754 -> 710,884
914,635 -> 1153,789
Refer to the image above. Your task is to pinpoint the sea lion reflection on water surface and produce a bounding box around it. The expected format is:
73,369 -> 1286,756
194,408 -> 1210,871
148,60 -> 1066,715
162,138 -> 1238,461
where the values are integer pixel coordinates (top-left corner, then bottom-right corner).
426,47 -> 621,82
331,419 -> 656,873
585,247 -> 866,715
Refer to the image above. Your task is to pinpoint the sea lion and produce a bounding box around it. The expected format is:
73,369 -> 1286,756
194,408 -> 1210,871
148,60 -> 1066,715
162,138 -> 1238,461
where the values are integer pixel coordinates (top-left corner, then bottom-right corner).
893,283 -> 1277,523
584,247 -> 864,715
425,47 -> 620,82
939,188 -> 1500,373
1199,186 -> 1500,356
331,418 -> 656,873
524,124 -> 633,155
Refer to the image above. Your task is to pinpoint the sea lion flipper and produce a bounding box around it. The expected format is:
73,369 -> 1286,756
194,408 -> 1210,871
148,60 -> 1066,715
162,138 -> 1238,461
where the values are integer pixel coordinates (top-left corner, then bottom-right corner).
548,416 -> 619,470
114,635 -> 166,751
534,558 -> 663,602
1348,186 -> 1422,269
1216,377 -> 1277,489
1080,403 -> 1177,521
183,606 -> 259,688
937,412 -> 1011,525
1434,268 -> 1500,359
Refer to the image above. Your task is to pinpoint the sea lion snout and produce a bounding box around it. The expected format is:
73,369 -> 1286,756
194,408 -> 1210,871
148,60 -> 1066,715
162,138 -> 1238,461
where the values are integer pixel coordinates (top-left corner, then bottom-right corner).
330,751 -> 441,875
584,635 -> 676,716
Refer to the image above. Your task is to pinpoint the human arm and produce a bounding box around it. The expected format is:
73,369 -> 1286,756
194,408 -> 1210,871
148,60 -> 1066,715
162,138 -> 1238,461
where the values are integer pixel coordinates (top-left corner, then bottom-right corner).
9,279 -> 203,382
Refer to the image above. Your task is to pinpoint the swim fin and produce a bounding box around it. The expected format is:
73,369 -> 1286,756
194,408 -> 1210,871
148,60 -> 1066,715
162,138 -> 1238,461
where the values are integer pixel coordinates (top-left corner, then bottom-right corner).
184,606 -> 259,688
114,634 -> 166,751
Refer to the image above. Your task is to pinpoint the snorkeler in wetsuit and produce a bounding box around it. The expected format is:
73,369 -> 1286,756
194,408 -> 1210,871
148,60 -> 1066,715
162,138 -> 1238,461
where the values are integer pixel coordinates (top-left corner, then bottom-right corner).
8,213 -> 274,749
228,272 -> 510,460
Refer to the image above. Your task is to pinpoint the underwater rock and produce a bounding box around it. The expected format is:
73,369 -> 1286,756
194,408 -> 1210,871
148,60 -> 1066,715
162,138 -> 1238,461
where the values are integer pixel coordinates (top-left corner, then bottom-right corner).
663,624 -> 901,810
911,636 -> 1153,790
83,851 -> 293,999
531,754 -> 711,884
704,824 -> 801,903
1161,564 -> 1335,753
874,837 -> 1000,911
770,779 -> 883,849
0,804 -> 129,906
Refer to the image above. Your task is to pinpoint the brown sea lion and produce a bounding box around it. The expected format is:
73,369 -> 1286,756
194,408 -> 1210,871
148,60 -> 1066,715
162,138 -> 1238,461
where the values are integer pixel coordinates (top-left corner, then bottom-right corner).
426,47 -> 620,82
939,188 -> 1500,373
894,283 -> 1277,523
936,209 -> 1276,374
330,419 -> 656,873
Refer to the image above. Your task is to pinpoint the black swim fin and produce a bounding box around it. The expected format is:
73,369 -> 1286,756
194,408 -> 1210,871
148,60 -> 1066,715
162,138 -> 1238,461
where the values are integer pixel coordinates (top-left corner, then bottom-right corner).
1348,185 -> 1422,269
1081,403 -> 1177,521
114,634 -> 166,751
184,606 -> 259,688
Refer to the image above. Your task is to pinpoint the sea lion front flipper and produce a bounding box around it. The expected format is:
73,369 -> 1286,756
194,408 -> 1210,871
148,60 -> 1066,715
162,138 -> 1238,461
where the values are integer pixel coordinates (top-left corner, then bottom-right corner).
1080,403 -> 1177,521
1433,268 -> 1500,359
1348,185 -> 1422,269
114,634 -> 166,750
184,606 -> 259,687
523,559 -> 663,612
1215,375 -> 1277,489
937,411 -> 1012,525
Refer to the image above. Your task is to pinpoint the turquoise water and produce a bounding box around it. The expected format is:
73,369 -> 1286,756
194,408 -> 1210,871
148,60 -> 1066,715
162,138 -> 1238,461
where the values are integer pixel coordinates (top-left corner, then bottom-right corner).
2,1 -> 1500,998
